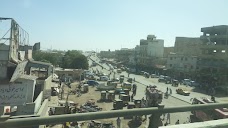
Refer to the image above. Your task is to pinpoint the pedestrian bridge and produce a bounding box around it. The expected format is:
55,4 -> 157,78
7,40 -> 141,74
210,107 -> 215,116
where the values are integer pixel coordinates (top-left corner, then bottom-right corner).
1,103 -> 228,128
161,118 -> 228,128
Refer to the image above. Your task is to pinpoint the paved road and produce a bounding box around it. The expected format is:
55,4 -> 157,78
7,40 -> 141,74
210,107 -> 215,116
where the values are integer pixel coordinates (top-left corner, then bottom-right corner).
88,57 -> 192,126
89,55 -> 228,104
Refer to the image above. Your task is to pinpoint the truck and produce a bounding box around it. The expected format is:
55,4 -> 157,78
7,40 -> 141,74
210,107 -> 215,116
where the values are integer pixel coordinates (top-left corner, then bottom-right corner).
145,86 -> 163,107
190,97 -> 228,122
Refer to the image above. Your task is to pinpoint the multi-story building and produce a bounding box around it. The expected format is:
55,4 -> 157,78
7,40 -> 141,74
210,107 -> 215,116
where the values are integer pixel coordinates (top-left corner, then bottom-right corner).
99,50 -> 115,59
197,25 -> 228,85
137,35 -> 164,71
114,48 -> 134,64
174,37 -> 203,56
166,53 -> 198,79
163,47 -> 174,58
0,18 -> 53,128
167,25 -> 228,86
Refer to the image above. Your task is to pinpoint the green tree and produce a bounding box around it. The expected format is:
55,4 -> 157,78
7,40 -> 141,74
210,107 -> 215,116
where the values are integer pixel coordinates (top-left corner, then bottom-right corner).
32,50 -> 88,69
62,50 -> 88,69
32,51 -> 63,66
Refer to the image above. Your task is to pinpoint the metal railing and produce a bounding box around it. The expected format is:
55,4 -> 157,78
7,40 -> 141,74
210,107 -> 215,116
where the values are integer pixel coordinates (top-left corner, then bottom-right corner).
1,103 -> 228,128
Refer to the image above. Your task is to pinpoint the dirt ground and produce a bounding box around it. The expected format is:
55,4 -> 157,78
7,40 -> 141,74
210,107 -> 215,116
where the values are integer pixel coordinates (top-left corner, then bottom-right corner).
63,82 -> 148,128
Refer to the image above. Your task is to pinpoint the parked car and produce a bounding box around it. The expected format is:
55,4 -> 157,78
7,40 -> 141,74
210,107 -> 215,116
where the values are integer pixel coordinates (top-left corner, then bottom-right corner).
151,74 -> 158,78
176,88 -> 190,96
164,76 -> 172,84
158,76 -> 166,82
182,79 -> 191,85
144,72 -> 150,78
86,80 -> 99,86
100,76 -> 109,81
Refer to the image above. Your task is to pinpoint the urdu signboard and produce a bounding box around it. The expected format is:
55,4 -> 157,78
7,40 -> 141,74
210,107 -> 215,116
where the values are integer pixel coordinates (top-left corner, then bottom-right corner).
0,83 -> 30,106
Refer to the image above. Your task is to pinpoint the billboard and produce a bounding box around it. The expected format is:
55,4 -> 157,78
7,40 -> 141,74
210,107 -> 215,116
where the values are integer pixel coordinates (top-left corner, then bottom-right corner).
0,83 -> 30,106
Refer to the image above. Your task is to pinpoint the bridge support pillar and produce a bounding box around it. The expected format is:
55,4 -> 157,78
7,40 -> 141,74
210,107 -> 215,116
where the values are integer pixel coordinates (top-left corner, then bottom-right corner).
148,104 -> 164,128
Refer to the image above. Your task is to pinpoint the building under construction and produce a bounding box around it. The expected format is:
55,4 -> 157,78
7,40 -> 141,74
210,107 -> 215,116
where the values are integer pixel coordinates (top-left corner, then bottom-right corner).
166,25 -> 228,89
198,25 -> 228,87
0,17 -> 53,128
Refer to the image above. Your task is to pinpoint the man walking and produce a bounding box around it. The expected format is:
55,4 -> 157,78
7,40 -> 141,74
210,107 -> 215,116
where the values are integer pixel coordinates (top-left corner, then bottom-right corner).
117,117 -> 121,128
167,113 -> 171,124
169,88 -> 172,95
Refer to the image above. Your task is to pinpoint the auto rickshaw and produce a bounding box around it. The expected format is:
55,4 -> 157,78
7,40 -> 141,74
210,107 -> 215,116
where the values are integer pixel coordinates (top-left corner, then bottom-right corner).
127,78 -> 133,83
100,91 -> 106,101
123,89 -> 130,95
120,77 -> 124,83
119,91 -> 125,99
107,91 -> 115,101
134,99 -> 142,108
83,84 -> 89,93
120,94 -> 130,105
123,82 -> 132,91
172,79 -> 179,87
113,99 -> 123,110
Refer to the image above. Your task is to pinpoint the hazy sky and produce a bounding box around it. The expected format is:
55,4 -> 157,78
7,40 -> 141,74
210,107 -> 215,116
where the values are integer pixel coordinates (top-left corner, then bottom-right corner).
1,0 -> 228,51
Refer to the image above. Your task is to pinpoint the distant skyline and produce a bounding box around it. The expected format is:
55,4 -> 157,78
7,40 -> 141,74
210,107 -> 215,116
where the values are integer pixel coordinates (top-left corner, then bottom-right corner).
1,0 -> 228,51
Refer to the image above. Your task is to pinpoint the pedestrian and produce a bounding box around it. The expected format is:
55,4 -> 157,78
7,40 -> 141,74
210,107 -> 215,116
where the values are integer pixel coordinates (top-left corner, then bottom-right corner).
131,94 -> 134,102
167,113 -> 171,124
162,113 -> 166,120
166,87 -> 168,93
169,88 -> 172,95
133,88 -> 136,96
48,108 -> 53,116
116,117 -> 121,128
175,119 -> 180,124
133,78 -> 135,82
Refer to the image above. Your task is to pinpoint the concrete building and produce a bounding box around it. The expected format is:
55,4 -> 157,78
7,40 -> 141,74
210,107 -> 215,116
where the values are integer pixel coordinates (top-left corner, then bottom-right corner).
129,45 -> 141,66
163,47 -> 174,58
55,68 -> 83,81
166,53 -> 198,79
137,35 -> 164,72
99,50 -> 115,59
0,18 -> 52,128
174,37 -> 203,55
166,25 -> 228,86
197,25 -> 228,86
147,35 -> 164,58
115,48 -> 134,65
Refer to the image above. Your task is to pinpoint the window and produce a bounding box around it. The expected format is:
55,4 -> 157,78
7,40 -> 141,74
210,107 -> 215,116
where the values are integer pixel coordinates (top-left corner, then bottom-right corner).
184,65 -> 187,68
181,57 -> 183,61
190,65 -> 193,69
170,64 -> 172,67
170,57 -> 173,60
185,57 -> 188,61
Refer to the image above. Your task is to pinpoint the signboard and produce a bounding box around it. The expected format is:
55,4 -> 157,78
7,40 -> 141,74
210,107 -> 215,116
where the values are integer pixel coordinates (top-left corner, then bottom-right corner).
0,84 -> 28,106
